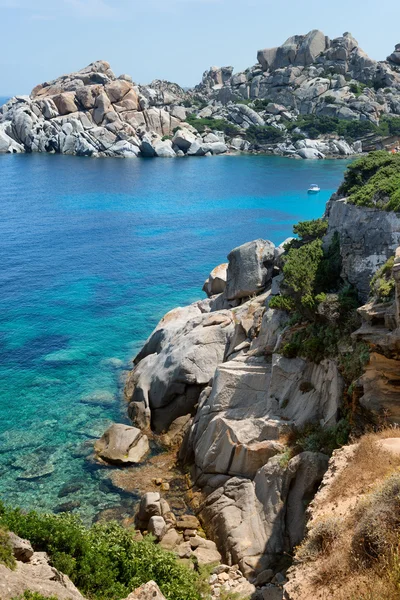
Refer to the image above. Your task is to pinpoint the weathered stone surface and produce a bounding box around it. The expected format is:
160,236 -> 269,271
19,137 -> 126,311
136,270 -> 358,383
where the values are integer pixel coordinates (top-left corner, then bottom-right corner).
324,199 -> 400,302
172,128 -> 197,151
8,533 -> 34,563
268,355 -> 344,427
148,516 -> 167,539
0,552 -> 84,600
138,492 -> 161,524
124,581 -> 166,600
225,239 -> 275,300
94,423 -> 149,465
203,263 -> 228,296
201,452 -> 328,576
125,303 -> 234,433
53,92 -> 78,115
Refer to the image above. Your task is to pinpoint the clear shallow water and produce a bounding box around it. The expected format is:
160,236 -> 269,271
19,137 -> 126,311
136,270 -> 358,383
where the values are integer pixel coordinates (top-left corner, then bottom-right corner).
0,153 -> 349,521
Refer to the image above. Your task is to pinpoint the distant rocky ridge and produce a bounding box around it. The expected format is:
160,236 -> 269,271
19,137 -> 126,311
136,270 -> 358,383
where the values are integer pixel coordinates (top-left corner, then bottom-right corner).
1,30 -> 400,159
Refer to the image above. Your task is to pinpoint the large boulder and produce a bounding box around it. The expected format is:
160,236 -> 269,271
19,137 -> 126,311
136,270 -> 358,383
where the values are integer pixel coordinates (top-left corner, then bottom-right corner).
225,239 -> 275,300
203,263 -> 228,296
268,355 -> 344,427
53,92 -> 78,115
94,423 -> 149,465
200,452 -> 328,576
189,354 -> 284,479
0,552 -> 84,600
124,581 -> 166,600
125,302 -> 235,433
172,128 -> 197,151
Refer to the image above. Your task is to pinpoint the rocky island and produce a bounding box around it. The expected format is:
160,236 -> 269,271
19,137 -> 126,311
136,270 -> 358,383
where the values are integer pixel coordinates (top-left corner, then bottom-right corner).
1,30 -> 400,159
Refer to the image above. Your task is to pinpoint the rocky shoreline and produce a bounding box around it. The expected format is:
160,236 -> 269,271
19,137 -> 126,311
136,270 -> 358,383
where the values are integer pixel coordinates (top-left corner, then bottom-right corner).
1,29 -> 400,160
116,156 -> 400,597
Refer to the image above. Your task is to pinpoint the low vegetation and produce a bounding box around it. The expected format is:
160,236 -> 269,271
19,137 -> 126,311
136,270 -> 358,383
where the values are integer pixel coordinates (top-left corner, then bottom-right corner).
0,503 -> 201,600
185,114 -> 240,137
0,525 -> 16,570
338,150 -> 400,211
284,114 -> 400,142
244,124 -> 285,145
281,420 -> 351,459
295,429 -> 400,600
370,255 -> 396,301
11,594 -> 58,600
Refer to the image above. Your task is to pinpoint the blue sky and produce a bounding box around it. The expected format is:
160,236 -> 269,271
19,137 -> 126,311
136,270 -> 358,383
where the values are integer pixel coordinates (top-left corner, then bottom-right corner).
1,0 -> 399,95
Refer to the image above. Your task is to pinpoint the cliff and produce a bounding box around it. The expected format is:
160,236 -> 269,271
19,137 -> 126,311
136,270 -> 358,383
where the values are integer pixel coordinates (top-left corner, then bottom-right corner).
123,152 -> 400,597
1,30 -> 400,159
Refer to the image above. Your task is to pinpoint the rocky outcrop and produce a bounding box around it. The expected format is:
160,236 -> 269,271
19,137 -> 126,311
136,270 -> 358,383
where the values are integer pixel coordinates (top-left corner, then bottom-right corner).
0,61 -> 227,159
126,234 -> 344,578
125,302 -> 235,433
324,198 -> 400,302
0,535 -> 84,600
124,581 -> 166,600
201,452 -> 328,577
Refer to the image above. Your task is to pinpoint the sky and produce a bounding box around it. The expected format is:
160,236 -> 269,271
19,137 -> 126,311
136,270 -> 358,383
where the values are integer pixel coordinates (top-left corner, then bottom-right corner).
0,0 -> 400,95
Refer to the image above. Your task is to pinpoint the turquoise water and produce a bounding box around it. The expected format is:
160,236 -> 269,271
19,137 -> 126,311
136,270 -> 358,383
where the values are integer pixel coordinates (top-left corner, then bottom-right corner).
0,153 -> 349,521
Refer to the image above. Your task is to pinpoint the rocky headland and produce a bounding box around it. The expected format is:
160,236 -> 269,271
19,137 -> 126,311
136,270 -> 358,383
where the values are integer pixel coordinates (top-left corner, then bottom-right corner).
121,150 -> 400,598
2,31 -> 400,159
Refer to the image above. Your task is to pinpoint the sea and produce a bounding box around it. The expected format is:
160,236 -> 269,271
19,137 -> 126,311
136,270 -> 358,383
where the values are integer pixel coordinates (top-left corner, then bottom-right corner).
0,151 -> 350,521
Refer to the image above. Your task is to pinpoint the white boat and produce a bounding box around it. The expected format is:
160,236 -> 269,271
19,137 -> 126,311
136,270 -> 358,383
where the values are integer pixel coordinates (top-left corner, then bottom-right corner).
307,184 -> 320,194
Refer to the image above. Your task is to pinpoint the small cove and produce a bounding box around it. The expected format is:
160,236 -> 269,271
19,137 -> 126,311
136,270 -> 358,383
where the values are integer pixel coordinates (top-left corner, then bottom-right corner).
0,153 -> 350,521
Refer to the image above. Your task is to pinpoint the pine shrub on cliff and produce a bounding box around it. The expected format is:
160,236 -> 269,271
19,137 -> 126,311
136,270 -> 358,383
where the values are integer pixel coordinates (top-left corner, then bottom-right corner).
338,150 -> 400,211
0,503 -> 201,600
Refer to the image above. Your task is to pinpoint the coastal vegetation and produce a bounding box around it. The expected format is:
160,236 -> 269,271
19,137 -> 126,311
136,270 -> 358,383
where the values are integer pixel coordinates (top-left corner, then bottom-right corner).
0,503 -> 202,600
293,430 -> 400,600
337,150 -> 400,211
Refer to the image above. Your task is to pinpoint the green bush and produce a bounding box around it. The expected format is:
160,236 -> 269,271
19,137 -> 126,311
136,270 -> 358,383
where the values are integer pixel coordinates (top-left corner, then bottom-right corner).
284,114 -> 377,141
269,295 -> 295,312
0,526 -> 16,570
292,218 -> 328,243
350,82 -> 367,97
11,593 -> 58,600
338,151 -> 400,211
282,239 -> 324,313
185,115 -> 239,136
0,504 -> 200,600
287,419 -> 351,456
245,124 -> 285,145
370,255 -> 396,301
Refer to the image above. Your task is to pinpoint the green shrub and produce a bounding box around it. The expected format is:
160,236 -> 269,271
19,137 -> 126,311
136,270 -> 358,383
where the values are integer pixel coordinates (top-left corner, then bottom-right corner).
11,593 -> 58,600
285,114 -> 377,141
350,82 -> 366,97
282,239 -> 324,313
268,295 -> 295,311
0,504 -> 200,600
324,95 -> 337,104
339,341 -> 370,385
185,115 -> 239,136
297,517 -> 343,561
338,151 -> 400,211
0,526 -> 16,570
292,218 -> 328,243
252,98 -> 272,112
370,255 -> 396,301
245,124 -> 285,145
289,419 -> 351,455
